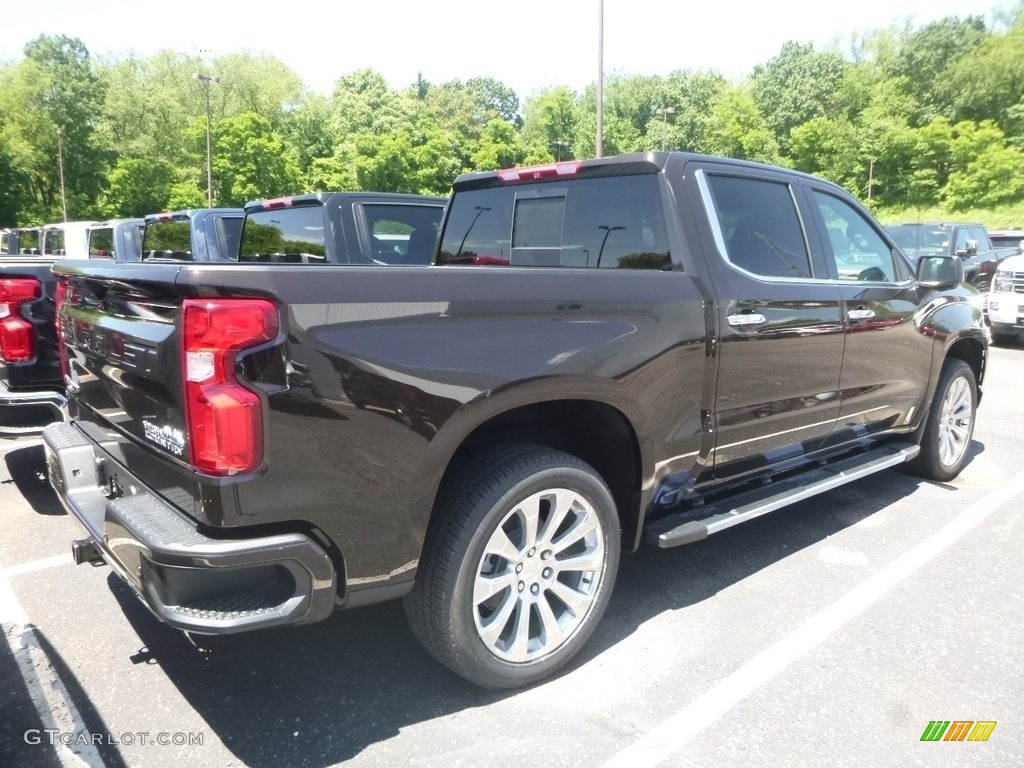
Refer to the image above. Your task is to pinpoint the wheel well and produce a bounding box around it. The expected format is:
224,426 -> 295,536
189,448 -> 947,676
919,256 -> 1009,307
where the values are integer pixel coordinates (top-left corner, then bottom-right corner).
946,337 -> 985,387
440,400 -> 643,547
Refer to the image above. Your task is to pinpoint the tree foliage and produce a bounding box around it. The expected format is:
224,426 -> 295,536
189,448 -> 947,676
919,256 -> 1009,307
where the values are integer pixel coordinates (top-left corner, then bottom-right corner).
1,15 -> 1023,226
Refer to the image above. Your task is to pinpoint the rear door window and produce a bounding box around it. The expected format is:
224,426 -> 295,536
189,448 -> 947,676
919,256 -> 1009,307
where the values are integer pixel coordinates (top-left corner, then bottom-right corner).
704,175 -> 812,278
438,175 -> 671,269
143,220 -> 193,261
89,227 -> 115,258
18,230 -> 40,253
43,229 -> 66,255
360,203 -> 444,265
239,205 -> 327,264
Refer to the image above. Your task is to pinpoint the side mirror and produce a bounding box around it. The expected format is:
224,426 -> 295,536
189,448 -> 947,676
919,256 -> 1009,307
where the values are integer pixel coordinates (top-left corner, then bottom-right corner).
917,254 -> 964,288
955,239 -> 978,257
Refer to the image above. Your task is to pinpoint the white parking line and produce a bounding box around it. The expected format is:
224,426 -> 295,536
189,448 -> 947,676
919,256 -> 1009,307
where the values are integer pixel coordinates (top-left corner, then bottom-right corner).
601,471 -> 1024,768
3,554 -> 71,578
1,568 -> 105,768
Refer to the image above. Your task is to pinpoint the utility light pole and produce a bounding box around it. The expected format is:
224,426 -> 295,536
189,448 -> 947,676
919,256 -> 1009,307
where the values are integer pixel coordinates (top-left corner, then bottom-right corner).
596,0 -> 604,158
194,72 -> 220,206
56,127 -> 68,222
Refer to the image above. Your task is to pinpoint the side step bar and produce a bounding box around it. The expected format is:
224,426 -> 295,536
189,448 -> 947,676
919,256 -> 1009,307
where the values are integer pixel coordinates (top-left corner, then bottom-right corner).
644,442 -> 920,549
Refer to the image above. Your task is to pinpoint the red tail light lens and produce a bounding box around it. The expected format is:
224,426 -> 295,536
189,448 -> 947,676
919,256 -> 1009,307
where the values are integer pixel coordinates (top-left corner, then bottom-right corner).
181,298 -> 278,475
0,277 -> 42,363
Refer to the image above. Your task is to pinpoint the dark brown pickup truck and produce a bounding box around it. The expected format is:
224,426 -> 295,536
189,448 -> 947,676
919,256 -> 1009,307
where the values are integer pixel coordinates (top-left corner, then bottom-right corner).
43,157 -> 984,689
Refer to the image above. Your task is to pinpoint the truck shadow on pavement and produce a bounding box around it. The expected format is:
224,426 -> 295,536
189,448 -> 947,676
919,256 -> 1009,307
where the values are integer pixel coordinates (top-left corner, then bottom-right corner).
105,457 -> 971,767
3,445 -> 63,516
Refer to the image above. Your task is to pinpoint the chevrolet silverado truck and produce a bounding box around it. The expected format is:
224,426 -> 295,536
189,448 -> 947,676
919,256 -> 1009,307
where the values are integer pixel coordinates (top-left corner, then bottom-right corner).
88,218 -> 145,261
44,155 -> 985,689
886,222 -> 999,292
141,208 -> 245,262
988,250 -> 1024,344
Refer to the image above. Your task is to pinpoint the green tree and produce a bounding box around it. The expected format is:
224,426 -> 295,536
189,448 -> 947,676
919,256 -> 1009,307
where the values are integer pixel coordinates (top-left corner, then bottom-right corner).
942,17 -> 1024,130
521,86 -> 580,159
751,41 -> 849,154
211,112 -> 303,206
102,157 -> 176,216
705,86 -> 780,163
886,16 -> 988,124
0,35 -> 107,221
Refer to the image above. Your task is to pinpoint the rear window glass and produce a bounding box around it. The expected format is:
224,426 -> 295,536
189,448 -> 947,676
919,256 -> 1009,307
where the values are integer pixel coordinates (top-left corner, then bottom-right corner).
239,205 -> 327,264
89,227 -> 115,258
143,220 -> 192,261
438,175 -> 671,269
363,203 -> 444,265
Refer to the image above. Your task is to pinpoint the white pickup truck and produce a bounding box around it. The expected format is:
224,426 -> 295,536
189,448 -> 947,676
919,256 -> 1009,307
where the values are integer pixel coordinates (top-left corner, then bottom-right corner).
989,250 -> 1024,345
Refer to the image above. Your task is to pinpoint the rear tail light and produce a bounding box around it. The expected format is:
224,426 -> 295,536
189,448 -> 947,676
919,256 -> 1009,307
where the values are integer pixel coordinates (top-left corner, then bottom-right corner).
0,277 -> 42,363
181,298 -> 279,476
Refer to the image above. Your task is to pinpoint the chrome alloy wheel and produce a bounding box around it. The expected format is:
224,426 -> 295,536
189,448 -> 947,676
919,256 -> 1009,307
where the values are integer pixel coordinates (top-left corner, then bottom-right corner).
472,488 -> 606,663
938,374 -> 973,468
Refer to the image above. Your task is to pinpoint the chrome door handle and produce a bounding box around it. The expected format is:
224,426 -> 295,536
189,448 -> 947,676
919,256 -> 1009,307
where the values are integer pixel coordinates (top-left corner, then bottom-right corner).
848,309 -> 876,321
727,313 -> 766,327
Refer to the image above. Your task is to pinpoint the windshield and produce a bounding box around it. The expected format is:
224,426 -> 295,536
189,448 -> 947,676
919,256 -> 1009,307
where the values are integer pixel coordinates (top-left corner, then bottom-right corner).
886,225 -> 950,262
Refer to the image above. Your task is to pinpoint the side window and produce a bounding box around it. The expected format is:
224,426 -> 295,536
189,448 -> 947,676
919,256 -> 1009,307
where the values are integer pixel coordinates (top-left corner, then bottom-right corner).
954,228 -> 970,252
970,227 -> 990,251
44,229 -> 66,255
812,191 -> 897,282
705,175 -> 812,279
361,204 -> 444,265
89,228 -> 115,258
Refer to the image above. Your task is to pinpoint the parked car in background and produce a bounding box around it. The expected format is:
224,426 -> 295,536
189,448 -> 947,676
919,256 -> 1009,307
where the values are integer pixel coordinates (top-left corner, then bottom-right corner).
988,229 -> 1024,261
1,229 -> 18,255
88,218 -> 145,261
39,221 -> 99,258
886,222 -> 999,291
988,251 -> 1024,345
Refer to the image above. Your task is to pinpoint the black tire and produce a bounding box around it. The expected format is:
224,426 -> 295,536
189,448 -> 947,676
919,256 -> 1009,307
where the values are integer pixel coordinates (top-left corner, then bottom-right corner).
905,359 -> 977,481
990,333 -> 1016,347
404,443 -> 621,689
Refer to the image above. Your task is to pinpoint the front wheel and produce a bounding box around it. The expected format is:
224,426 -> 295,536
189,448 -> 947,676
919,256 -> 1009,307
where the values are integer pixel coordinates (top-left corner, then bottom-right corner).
404,444 -> 621,689
906,359 -> 977,482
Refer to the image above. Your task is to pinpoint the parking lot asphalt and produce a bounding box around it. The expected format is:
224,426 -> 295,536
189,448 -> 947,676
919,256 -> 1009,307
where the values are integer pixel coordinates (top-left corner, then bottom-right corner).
2,340 -> 1022,768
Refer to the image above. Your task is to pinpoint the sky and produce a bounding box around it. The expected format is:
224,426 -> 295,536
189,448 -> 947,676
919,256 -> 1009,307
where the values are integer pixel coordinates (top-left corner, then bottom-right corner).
0,0 -> 1014,100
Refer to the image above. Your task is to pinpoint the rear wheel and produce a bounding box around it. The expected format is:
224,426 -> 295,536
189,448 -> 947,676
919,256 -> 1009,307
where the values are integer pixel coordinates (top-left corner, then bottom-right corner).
404,444 -> 620,689
906,359 -> 977,481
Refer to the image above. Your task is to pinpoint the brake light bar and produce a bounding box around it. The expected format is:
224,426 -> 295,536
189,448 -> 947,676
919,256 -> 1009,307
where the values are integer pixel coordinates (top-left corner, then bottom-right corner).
261,197 -> 295,210
497,161 -> 581,182
181,298 -> 279,476
0,277 -> 41,363
152,212 -> 174,221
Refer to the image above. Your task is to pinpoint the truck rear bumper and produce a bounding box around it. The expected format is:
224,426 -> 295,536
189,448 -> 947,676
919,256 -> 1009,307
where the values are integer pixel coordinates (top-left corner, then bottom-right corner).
0,378 -> 67,433
42,422 -> 336,634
